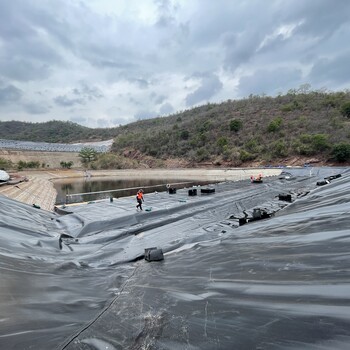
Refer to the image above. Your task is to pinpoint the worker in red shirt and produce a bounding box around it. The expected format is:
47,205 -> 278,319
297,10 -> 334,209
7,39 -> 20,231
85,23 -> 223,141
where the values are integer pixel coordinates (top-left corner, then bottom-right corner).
136,189 -> 144,211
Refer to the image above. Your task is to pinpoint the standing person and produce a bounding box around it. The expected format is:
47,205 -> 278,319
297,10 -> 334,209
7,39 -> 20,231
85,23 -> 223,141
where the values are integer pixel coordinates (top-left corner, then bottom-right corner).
136,189 -> 144,211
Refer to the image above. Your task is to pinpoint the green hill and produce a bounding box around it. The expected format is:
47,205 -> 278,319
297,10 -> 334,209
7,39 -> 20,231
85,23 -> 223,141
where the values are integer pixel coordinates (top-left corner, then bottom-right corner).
1,90 -> 350,167
111,90 -> 350,166
0,120 -> 118,143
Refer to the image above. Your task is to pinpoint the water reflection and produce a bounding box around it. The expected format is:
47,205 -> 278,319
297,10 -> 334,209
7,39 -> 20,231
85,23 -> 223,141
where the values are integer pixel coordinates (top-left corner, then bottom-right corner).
53,176 -> 211,204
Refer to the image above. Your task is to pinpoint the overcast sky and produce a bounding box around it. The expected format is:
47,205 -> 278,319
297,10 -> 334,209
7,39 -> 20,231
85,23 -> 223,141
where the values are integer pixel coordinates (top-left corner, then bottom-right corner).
0,0 -> 349,128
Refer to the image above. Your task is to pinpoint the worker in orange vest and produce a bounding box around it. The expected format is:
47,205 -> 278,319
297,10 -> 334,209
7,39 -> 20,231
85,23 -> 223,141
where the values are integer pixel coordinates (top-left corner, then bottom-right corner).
136,189 -> 144,210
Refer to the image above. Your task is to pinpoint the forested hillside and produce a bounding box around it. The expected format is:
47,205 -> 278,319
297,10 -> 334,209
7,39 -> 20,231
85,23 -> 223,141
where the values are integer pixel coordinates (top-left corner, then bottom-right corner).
0,120 -> 118,143
1,90 -> 350,167
111,90 -> 350,166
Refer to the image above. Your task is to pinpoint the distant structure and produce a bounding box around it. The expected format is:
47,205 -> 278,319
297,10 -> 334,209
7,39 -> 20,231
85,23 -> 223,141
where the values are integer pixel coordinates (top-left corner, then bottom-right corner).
0,139 -> 113,153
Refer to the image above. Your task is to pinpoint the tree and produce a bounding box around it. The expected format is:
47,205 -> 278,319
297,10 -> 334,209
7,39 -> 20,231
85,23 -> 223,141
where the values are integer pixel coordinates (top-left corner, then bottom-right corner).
217,137 -> 228,149
272,140 -> 288,157
267,117 -> 283,132
311,134 -> 330,151
297,83 -> 311,94
179,130 -> 189,140
60,161 -> 74,169
295,133 -> 330,155
0,157 -> 12,170
79,147 -> 97,163
340,102 -> 350,118
332,143 -> 350,162
17,160 -> 26,170
239,150 -> 255,162
229,119 -> 243,132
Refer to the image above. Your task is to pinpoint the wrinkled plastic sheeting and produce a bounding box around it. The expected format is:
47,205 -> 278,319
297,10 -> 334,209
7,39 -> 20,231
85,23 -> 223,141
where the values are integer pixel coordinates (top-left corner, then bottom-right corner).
0,167 -> 350,349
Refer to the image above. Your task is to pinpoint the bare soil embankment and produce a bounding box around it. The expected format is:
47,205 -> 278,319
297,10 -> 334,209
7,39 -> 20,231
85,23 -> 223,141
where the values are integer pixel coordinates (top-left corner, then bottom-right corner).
0,149 -> 82,168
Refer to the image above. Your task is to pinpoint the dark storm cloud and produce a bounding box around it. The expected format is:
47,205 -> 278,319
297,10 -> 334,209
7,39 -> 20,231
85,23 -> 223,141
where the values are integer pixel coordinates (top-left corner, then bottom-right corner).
54,95 -> 85,107
238,68 -> 303,97
185,73 -> 223,106
0,84 -> 22,103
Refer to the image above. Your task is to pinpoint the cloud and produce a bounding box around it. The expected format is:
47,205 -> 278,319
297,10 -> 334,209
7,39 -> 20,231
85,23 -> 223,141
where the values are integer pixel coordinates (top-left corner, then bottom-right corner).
70,116 -> 88,126
308,51 -> 350,87
134,110 -> 157,120
0,60 -> 52,82
73,84 -> 104,100
54,95 -> 85,107
237,68 -> 302,96
128,78 -> 150,89
285,0 -> 350,38
150,92 -> 167,105
0,2 -> 63,82
0,84 -> 23,103
53,84 -> 105,111
23,103 -> 50,115
159,102 -> 174,115
111,118 -> 125,126
97,118 -> 111,128
154,0 -> 177,28
185,73 -> 223,106
0,1 -> 350,126
128,96 -> 142,106
223,31 -> 264,72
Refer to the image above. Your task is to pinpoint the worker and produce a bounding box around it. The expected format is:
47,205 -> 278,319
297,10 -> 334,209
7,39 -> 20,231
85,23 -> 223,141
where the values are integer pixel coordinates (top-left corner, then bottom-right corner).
136,189 -> 144,211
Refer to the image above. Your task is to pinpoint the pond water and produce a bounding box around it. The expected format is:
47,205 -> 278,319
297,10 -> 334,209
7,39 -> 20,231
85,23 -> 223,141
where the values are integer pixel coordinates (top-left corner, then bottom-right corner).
53,176 -> 213,204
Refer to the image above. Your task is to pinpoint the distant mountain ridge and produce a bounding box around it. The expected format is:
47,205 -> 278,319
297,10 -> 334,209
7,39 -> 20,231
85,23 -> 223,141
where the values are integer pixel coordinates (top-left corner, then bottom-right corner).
1,90 -> 350,166
0,120 -> 118,143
